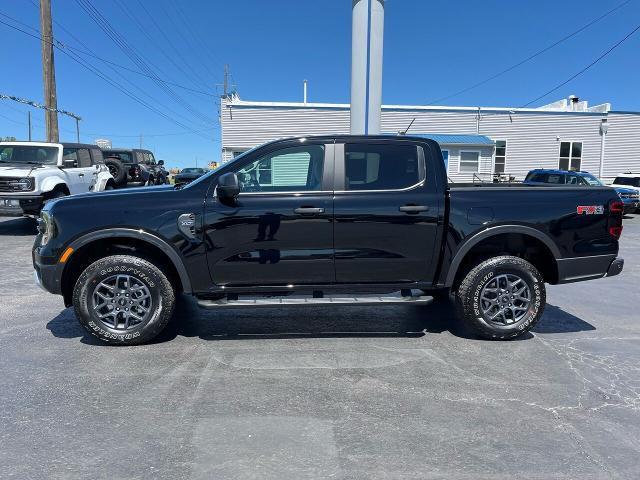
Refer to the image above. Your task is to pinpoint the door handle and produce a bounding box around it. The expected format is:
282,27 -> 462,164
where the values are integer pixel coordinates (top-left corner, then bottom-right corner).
78,173 -> 85,177
294,207 -> 325,215
399,205 -> 428,213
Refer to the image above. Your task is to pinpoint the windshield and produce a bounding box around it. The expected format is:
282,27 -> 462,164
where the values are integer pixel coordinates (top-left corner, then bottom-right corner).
182,168 -> 205,173
580,173 -> 603,186
0,145 -> 58,165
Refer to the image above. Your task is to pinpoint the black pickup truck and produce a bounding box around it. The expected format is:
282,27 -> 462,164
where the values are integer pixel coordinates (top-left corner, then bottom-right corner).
32,136 -> 624,345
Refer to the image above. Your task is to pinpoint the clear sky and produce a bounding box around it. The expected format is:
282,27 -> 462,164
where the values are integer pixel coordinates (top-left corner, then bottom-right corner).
1,0 -> 639,169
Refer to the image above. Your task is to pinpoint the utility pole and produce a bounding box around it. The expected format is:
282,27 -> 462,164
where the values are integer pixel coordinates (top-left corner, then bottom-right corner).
75,117 -> 80,143
39,0 -> 59,142
28,111 -> 32,141
139,134 -> 143,149
223,64 -> 229,97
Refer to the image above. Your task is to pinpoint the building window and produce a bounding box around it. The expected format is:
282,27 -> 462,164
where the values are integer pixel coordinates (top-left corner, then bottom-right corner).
459,151 -> 480,172
559,141 -> 582,171
494,140 -> 506,173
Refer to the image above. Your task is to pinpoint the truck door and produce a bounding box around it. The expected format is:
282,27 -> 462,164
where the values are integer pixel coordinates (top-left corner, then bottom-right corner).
61,147 -> 96,194
203,141 -> 335,286
332,140 -> 440,283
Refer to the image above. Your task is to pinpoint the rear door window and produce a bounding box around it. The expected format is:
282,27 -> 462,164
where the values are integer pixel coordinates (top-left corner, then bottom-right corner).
344,143 -> 423,190
90,149 -> 104,165
77,148 -> 92,168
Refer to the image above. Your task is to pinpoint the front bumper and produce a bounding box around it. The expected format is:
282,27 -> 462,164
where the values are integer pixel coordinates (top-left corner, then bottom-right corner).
622,201 -> 639,214
32,247 -> 63,295
0,194 -> 44,216
557,254 -> 624,283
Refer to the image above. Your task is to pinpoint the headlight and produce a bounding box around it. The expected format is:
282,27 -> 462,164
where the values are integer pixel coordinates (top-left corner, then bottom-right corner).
8,177 -> 34,191
38,211 -> 56,246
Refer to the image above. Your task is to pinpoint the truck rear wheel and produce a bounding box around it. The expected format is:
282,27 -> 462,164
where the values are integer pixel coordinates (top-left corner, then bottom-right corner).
456,255 -> 545,340
72,255 -> 175,345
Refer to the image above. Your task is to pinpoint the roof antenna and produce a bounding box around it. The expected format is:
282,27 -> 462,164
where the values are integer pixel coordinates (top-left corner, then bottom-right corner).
398,118 -> 415,136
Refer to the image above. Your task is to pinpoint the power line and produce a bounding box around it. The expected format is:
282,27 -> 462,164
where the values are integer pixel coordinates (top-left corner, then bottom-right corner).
111,0 -> 214,93
522,22 -> 640,107
74,0 -> 215,125
132,0 -> 213,91
426,0 -> 634,105
0,10 -> 216,98
0,18 -> 215,141
0,103 -> 215,139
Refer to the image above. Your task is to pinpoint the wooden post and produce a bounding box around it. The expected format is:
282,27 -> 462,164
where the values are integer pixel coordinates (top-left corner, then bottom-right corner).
39,0 -> 59,142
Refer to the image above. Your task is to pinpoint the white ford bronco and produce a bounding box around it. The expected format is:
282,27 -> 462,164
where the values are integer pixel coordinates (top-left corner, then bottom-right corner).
0,141 -> 115,217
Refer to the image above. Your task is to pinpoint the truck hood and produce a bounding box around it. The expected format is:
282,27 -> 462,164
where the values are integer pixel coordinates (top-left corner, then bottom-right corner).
0,165 -> 38,177
613,186 -> 638,195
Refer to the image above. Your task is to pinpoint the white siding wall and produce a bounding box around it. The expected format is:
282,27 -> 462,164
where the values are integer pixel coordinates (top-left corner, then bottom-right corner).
604,112 -> 640,180
221,99 -> 640,183
478,112 -> 607,180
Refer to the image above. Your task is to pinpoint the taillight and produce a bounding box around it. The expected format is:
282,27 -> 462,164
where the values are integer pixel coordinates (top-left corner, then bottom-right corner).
608,199 -> 624,239
609,226 -> 623,239
609,201 -> 623,214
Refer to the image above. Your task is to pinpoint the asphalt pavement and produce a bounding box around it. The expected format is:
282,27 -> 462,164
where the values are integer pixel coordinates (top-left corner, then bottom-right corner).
1,214 -> 639,479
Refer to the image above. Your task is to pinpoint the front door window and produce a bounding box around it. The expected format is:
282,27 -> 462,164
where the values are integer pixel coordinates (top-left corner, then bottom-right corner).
235,145 -> 325,193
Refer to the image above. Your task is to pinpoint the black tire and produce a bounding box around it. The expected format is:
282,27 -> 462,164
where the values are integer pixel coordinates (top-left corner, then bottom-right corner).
456,255 -> 545,340
43,189 -> 67,206
104,157 -> 127,186
72,255 -> 175,345
146,175 -> 154,186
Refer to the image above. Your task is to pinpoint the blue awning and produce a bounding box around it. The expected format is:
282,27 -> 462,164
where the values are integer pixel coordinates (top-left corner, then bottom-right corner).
413,133 -> 495,146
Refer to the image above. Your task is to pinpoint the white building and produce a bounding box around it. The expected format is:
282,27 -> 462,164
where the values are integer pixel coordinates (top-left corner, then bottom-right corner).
220,95 -> 640,183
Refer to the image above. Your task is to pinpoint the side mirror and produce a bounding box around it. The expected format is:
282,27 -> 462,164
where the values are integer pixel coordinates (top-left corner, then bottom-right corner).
158,160 -> 164,166
217,172 -> 240,200
62,159 -> 77,169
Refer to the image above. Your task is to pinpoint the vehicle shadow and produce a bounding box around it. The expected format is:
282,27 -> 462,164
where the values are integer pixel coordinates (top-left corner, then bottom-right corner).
45,298 -> 596,345
0,217 -> 37,236
532,304 -> 596,333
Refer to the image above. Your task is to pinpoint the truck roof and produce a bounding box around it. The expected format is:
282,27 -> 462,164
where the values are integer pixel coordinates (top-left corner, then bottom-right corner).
527,168 -> 594,176
0,141 -> 99,149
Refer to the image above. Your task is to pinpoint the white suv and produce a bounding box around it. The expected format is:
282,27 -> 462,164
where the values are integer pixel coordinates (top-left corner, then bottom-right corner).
0,141 -> 115,217
611,173 -> 640,192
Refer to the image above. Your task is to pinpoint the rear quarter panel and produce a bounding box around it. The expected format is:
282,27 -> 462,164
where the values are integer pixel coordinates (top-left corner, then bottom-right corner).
439,186 -> 620,283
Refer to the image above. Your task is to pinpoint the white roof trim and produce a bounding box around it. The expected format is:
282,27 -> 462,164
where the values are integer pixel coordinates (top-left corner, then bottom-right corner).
224,99 -> 607,114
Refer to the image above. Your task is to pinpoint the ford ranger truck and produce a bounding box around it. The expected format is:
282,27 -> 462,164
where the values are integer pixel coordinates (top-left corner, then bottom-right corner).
0,141 -> 115,217
32,136 -> 625,345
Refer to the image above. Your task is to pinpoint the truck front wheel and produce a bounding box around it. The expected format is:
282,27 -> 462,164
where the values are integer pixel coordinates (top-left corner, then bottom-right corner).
456,256 -> 545,340
72,255 -> 175,345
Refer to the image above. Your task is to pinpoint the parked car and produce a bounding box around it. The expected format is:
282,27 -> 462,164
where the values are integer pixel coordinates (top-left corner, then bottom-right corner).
174,167 -> 209,185
0,141 -> 114,217
524,169 -> 639,214
100,148 -> 168,188
611,174 -> 640,211
33,135 -> 624,345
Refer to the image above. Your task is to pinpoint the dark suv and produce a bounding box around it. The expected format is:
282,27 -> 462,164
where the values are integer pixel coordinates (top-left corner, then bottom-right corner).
101,148 -> 168,188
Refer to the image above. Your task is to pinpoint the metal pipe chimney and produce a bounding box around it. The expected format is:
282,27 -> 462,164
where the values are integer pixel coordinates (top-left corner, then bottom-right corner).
350,0 -> 384,135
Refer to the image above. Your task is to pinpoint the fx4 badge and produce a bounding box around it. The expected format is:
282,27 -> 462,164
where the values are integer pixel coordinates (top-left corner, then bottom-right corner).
178,213 -> 197,239
576,205 -> 604,215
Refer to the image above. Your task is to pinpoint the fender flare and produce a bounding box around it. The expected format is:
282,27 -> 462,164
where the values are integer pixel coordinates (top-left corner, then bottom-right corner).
95,172 -> 114,191
64,228 -> 192,293
39,176 -> 69,194
444,225 -> 562,287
